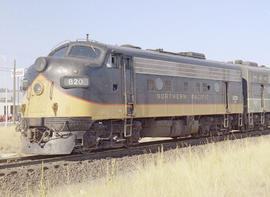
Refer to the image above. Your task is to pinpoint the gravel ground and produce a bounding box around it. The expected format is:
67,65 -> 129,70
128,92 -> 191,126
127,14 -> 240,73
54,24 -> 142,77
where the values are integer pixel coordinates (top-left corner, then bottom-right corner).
0,135 -> 268,197
0,151 -> 162,196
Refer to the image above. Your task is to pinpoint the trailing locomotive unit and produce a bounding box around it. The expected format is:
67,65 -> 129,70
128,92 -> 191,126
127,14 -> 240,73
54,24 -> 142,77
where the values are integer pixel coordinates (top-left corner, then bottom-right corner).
17,40 -> 244,154
234,60 -> 270,130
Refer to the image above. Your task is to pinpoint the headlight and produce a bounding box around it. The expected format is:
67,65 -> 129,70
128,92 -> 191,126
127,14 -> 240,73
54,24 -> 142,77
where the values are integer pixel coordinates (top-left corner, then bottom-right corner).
33,83 -> 44,95
34,57 -> 47,72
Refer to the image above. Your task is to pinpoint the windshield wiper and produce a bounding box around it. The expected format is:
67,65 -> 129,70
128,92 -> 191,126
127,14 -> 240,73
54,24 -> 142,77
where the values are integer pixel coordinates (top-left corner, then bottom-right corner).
90,45 -> 98,56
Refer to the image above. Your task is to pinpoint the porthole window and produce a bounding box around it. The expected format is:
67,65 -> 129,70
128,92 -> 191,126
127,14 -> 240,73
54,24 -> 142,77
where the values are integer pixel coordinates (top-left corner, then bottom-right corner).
155,78 -> 163,90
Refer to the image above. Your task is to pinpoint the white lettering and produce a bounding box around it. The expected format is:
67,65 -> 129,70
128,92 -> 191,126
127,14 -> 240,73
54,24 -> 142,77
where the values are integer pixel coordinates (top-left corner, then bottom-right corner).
68,79 -> 73,85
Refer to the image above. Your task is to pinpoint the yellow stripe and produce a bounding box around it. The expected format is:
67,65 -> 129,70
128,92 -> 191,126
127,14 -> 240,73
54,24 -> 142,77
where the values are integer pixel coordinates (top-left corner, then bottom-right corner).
22,74 -> 243,120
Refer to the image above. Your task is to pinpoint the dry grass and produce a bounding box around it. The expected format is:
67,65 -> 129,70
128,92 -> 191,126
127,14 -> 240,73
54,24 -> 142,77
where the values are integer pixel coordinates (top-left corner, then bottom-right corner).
0,126 -> 21,156
47,136 -> 270,197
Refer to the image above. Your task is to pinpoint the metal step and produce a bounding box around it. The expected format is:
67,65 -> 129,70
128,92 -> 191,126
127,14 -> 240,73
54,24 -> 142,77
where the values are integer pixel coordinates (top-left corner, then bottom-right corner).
124,118 -> 133,137
224,114 -> 229,128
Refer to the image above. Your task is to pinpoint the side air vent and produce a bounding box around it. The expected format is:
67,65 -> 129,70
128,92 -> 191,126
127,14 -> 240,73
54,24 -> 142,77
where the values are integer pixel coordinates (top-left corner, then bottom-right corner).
178,52 -> 206,60
121,44 -> 141,49
234,60 -> 258,67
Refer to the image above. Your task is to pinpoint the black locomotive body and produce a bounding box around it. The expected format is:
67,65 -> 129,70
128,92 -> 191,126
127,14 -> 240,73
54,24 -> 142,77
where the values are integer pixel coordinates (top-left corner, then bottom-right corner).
17,40 -> 269,154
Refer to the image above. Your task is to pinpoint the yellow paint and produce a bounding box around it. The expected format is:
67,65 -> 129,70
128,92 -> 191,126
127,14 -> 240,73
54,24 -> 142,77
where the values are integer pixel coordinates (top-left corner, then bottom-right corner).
135,103 -> 242,118
22,74 -> 126,119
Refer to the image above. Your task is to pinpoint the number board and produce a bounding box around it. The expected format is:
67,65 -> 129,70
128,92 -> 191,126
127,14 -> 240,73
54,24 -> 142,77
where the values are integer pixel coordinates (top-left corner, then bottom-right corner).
61,76 -> 89,88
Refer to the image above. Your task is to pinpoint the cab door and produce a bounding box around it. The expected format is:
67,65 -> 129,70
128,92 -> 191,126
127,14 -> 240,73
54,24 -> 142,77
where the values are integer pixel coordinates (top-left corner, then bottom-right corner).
121,55 -> 135,116
261,84 -> 264,111
224,81 -> 229,112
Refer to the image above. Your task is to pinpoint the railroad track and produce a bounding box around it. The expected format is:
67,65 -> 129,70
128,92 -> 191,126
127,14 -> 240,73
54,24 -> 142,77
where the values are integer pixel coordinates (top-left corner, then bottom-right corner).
1,129 -> 270,170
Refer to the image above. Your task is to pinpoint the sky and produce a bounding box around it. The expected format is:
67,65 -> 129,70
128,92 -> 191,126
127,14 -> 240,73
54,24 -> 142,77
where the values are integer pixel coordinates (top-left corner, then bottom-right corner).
0,0 -> 270,88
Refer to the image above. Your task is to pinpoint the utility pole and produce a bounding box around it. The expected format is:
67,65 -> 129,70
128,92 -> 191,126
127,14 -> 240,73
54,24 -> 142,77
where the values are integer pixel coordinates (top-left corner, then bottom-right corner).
5,87 -> 7,127
17,76 -> 19,108
13,59 -> 16,124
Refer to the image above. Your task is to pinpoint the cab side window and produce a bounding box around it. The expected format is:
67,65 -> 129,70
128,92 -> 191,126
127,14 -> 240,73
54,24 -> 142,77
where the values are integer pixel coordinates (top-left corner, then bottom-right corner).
106,54 -> 119,68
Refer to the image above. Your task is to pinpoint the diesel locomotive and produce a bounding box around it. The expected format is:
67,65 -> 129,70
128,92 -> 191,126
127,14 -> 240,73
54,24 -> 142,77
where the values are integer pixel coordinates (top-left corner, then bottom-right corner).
16,39 -> 270,154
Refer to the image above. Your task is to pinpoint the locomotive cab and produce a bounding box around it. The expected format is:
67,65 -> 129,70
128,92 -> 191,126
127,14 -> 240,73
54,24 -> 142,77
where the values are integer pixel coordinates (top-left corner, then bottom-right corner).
18,41 -> 113,154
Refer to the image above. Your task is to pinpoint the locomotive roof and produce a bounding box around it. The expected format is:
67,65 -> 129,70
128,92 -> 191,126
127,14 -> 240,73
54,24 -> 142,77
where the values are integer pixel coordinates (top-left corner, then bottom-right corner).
237,63 -> 270,73
53,40 -> 242,71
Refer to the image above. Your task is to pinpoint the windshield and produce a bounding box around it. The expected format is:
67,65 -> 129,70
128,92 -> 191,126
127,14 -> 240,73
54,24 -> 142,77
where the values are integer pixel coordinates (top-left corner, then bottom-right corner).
69,46 -> 101,59
50,46 -> 68,57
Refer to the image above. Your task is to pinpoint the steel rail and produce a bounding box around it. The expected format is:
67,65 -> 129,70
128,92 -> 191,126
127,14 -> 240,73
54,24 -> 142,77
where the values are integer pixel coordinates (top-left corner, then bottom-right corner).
0,129 -> 270,170
0,154 -> 66,165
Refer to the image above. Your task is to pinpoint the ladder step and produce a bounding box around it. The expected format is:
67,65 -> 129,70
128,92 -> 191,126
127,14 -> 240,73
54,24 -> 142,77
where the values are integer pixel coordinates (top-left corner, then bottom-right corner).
124,118 -> 133,137
126,103 -> 134,116
115,139 -> 126,143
